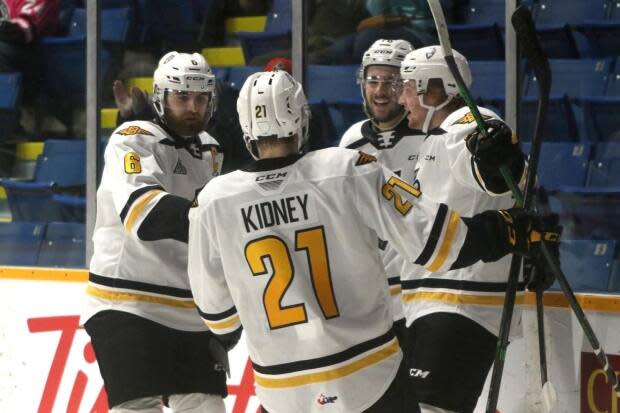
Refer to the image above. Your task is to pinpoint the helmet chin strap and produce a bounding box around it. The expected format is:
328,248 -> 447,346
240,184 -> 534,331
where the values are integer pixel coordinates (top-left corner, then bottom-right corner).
418,94 -> 453,133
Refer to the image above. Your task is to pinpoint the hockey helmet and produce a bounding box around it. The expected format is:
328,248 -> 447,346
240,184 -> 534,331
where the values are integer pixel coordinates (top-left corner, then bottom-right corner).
237,71 -> 310,159
358,39 -> 413,128
399,45 -> 471,97
152,51 -> 217,123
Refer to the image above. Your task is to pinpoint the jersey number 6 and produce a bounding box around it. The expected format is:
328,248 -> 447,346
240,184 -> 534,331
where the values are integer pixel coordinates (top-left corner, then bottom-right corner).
244,226 -> 339,330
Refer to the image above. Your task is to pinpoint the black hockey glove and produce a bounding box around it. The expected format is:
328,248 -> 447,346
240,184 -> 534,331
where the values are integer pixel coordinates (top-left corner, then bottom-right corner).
523,252 -> 558,292
496,208 -> 562,257
0,20 -> 28,44
465,119 -> 519,169
465,120 -> 525,193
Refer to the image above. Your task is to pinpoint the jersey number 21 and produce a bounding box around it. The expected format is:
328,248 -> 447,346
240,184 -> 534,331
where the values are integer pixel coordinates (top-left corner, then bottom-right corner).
244,226 -> 339,330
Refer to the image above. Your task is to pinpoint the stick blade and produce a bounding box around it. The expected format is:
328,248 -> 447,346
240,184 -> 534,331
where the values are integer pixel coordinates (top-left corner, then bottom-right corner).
541,381 -> 557,413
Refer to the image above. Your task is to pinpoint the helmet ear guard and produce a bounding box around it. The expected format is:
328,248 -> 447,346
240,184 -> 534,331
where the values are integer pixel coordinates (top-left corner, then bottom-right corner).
237,71 -> 310,159
152,51 -> 217,125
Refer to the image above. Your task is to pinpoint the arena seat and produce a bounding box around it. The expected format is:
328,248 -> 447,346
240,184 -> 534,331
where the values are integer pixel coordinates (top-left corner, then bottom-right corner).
550,239 -> 616,292
0,222 -> 44,266
37,222 -> 86,268
521,142 -> 591,189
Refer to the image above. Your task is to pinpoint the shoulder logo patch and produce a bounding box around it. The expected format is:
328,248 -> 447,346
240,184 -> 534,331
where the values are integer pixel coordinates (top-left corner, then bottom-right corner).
173,159 -> 187,175
117,125 -> 154,136
452,112 -> 492,125
355,151 -> 377,166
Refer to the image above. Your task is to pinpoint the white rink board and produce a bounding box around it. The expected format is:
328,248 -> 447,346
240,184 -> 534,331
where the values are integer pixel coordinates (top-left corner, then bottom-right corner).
1,276 -> 619,413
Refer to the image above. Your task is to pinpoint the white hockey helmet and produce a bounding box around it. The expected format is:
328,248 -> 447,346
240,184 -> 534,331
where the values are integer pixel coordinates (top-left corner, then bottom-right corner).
359,38 -> 414,79
237,71 -> 310,159
358,39 -> 413,128
152,51 -> 217,122
399,45 -> 471,96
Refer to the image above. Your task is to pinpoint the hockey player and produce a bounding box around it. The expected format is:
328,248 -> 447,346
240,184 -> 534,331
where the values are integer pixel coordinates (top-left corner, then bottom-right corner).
393,45 -> 556,413
339,38 -> 424,352
83,52 -> 230,413
186,70 -> 560,413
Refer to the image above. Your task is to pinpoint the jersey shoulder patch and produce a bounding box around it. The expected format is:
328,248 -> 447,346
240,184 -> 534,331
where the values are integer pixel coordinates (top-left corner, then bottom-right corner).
452,112 -> 492,125
117,125 -> 154,136
355,151 -> 377,166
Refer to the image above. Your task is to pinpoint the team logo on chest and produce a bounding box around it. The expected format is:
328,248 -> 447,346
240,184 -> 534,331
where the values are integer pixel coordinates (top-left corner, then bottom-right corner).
376,131 -> 397,148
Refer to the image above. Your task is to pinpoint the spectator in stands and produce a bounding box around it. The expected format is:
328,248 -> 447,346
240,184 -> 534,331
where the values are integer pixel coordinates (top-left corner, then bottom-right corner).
0,0 -> 61,176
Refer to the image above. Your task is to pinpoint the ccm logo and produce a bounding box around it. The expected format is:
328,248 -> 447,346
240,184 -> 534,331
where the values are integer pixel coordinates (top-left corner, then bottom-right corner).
256,172 -> 287,181
409,368 -> 431,379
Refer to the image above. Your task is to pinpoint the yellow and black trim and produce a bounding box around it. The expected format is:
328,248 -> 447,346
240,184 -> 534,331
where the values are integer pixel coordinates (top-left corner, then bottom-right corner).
198,306 -> 241,333
401,278 -> 527,306
414,203 -> 448,266
87,273 -> 196,309
388,276 -> 401,296
252,330 -> 399,388
426,210 -> 461,272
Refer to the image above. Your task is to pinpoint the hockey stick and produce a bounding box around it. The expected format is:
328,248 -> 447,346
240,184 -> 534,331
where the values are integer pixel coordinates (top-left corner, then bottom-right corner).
484,6 -> 556,413
510,8 -> 556,412
426,0 -> 524,207
426,1 -> 620,410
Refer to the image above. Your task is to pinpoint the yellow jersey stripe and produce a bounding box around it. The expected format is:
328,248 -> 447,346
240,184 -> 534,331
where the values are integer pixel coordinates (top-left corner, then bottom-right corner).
253,340 -> 400,389
124,190 -> 163,231
204,315 -> 241,331
426,210 -> 461,272
402,290 -> 526,306
86,285 -> 196,308
389,285 -> 401,296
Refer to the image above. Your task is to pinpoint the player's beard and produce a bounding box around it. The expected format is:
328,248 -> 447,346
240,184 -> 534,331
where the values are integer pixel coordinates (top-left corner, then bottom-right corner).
370,103 -> 404,124
165,113 -> 208,137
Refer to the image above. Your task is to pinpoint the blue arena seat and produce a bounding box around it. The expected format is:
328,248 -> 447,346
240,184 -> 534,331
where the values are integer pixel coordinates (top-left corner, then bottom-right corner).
606,57 -> 620,96
0,72 -> 21,142
519,95 -> 579,141
548,190 -> 620,240
587,142 -> 620,187
458,0 -> 507,25
37,222 -> 86,268
447,24 -> 504,60
135,0 -> 197,45
532,0 -> 611,26
238,0 -> 291,63
0,139 -> 86,222
227,66 -> 262,90
535,25 -> 580,59
306,65 -> 361,104
523,59 -> 611,98
69,7 -> 133,43
328,102 -> 366,143
573,97 -> 620,141
551,239 -> 616,292
521,142 -> 591,189
469,61 -> 505,100
0,222 -> 44,266
40,36 -> 112,103
575,22 -> 620,58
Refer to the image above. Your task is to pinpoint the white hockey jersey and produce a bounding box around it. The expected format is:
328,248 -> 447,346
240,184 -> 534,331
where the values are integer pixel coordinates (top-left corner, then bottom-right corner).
84,120 -> 223,331
188,147 -> 470,413
340,118 -> 426,322
401,106 -> 527,337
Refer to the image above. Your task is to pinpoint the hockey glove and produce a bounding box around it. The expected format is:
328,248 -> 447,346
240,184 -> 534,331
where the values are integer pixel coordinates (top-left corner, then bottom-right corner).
523,252 -> 558,292
496,208 -> 562,257
466,121 -> 527,193
0,20 -> 28,45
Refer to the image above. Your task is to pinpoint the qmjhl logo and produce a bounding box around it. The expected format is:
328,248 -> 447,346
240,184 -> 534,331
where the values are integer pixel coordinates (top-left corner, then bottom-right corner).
317,393 -> 338,405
